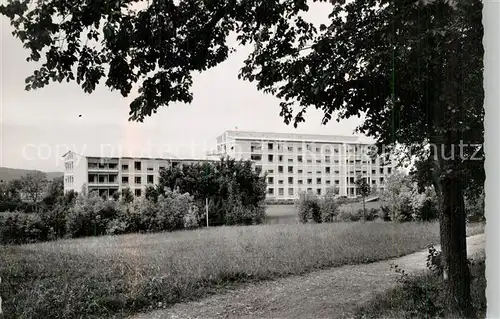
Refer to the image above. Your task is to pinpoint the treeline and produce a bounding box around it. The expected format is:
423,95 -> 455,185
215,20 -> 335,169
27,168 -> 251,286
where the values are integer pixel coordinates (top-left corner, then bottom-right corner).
0,157 -> 267,245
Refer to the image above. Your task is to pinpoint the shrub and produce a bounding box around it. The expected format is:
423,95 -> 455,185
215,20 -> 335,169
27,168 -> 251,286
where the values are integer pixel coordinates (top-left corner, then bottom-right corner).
156,190 -> 196,231
369,208 -> 380,220
296,191 -> 321,223
380,205 -> 391,221
338,210 -> 362,222
39,203 -> 67,240
0,212 -> 46,244
66,194 -> 120,238
183,206 -> 200,229
320,187 -> 340,223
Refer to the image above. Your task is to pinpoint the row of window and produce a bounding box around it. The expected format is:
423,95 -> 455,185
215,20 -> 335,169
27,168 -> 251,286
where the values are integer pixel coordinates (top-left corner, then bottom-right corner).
267,176 -> 385,185
255,165 -> 392,175
268,187 -> 385,197
120,162 -> 169,171
121,175 -> 156,185
64,175 -> 74,184
251,142 -> 370,154
87,174 -> 157,185
250,154 -> 383,164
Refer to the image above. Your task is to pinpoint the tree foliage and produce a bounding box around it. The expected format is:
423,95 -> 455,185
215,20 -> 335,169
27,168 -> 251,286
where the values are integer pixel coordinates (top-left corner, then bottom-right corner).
0,0 -> 484,316
158,156 -> 267,226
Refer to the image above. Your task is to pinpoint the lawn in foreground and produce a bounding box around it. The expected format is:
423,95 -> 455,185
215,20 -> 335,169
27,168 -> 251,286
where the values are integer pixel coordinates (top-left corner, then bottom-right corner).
0,222 -> 485,319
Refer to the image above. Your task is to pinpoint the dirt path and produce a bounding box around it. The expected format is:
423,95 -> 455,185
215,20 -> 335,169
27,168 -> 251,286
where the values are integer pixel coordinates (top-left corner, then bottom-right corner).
129,234 -> 485,319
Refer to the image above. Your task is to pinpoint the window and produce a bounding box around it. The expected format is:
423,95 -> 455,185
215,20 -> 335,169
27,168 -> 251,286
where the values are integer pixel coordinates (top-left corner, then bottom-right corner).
372,180 -> 376,185
380,177 -> 385,183
372,159 -> 376,164
298,155 -> 303,163
159,166 -> 165,171
335,180 -> 339,185
372,169 -> 376,174
298,179 -> 303,185
288,146 -> 293,151
334,160 -> 340,164
326,180 -> 331,185
134,161 -> 142,171
316,178 -> 322,184
316,170 -> 322,174
298,169 -> 303,173
251,154 -> 262,161
278,180 -> 284,185
350,177 -> 355,184
122,164 -> 129,171
268,177 -> 274,184
288,166 -> 294,173
135,176 -> 142,184
307,178 -> 313,185
288,188 -> 294,195
380,168 -> 384,174
326,167 -> 331,174
147,175 -> 154,184
325,156 -> 331,163
268,188 -> 274,195
135,189 -> 142,197
278,166 -> 284,173
288,177 -> 293,184
306,144 -> 311,151
122,176 -> 129,184
307,188 -> 313,192
316,159 -> 321,163
388,167 -> 392,174
307,159 -> 313,164
278,188 -> 284,196
268,143 -> 274,150
334,170 -> 340,174
317,189 -> 322,195
278,155 -> 284,162
255,165 -> 262,173
316,147 -> 321,152
147,167 -> 154,171
268,154 -> 274,162
298,147 -> 302,152
268,169 -> 274,173
288,158 -> 293,163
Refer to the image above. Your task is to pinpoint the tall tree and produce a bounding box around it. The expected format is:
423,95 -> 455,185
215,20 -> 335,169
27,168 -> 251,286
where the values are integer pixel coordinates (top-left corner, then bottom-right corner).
355,175 -> 370,219
20,171 -> 48,203
1,0 -> 483,316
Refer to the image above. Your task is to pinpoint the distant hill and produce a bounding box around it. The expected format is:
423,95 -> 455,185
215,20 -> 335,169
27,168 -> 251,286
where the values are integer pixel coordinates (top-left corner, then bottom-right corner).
0,167 -> 63,182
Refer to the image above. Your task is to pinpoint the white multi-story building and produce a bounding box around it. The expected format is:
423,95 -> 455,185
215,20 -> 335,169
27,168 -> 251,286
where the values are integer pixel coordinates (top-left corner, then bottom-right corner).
62,151 -> 211,198
212,130 -> 395,200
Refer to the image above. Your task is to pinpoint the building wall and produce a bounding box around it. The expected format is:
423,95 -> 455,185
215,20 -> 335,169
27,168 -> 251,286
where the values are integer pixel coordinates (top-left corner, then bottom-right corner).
216,131 -> 394,200
63,152 -> 212,198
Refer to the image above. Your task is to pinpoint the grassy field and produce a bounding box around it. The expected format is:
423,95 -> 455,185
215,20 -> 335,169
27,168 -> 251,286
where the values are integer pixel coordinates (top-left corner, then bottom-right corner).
0,221 -> 484,319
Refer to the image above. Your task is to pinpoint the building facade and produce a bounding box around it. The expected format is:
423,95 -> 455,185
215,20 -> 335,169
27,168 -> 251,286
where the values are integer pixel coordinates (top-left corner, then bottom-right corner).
212,130 -> 395,200
62,151 -> 210,198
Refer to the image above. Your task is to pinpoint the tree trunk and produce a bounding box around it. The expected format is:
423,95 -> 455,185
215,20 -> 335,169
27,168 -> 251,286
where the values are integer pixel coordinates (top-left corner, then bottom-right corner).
363,197 -> 366,220
440,168 -> 474,318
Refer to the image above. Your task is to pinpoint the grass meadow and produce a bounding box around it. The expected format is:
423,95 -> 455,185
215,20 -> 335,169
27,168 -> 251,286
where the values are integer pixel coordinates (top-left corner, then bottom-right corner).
0,220 -> 484,319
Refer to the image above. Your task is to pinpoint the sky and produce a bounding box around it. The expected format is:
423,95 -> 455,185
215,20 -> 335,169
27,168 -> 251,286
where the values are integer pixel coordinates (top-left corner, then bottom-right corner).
0,2 -> 371,172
